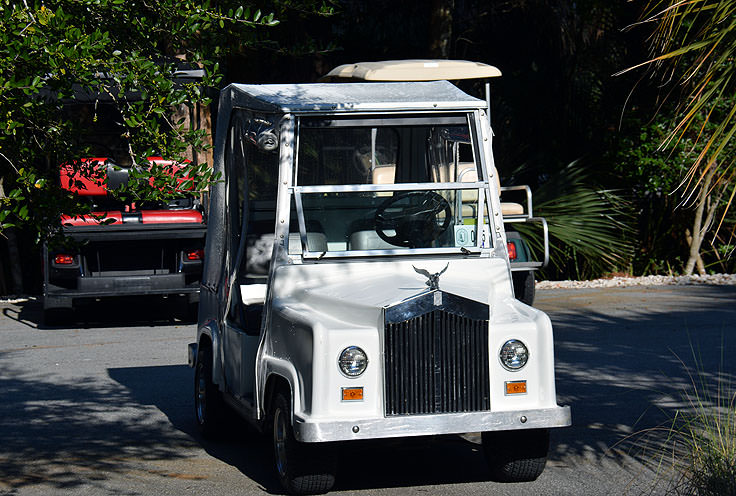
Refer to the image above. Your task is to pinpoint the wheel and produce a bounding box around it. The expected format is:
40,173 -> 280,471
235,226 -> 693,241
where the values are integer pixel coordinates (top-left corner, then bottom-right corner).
482,428 -> 549,482
194,345 -> 227,438
512,270 -> 536,306
374,191 -> 452,248
271,391 -> 337,495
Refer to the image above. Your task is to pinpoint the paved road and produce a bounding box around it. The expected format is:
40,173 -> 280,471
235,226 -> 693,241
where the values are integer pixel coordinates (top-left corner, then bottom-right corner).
1,286 -> 734,495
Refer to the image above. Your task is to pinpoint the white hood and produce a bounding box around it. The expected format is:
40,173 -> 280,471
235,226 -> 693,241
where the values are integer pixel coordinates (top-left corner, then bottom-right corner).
270,257 -> 512,328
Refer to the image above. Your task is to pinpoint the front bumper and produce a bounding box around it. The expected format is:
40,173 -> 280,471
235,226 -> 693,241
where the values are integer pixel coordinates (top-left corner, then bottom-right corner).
293,405 -> 571,442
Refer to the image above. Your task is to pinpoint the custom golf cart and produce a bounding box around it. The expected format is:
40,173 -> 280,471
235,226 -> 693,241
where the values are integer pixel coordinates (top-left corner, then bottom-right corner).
43,157 -> 206,323
190,65 -> 570,494
323,59 -> 550,305
42,69 -> 210,324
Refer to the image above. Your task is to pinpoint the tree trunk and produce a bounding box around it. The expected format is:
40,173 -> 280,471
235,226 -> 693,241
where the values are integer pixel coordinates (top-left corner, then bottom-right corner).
684,229 -> 706,274
684,165 -> 720,276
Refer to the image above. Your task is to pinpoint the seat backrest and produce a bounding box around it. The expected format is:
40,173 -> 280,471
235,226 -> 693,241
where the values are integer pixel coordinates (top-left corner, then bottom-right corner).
459,163 -> 523,217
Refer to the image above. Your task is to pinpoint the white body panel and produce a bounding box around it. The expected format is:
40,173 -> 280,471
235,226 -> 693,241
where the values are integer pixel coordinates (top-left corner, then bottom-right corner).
257,258 -> 566,441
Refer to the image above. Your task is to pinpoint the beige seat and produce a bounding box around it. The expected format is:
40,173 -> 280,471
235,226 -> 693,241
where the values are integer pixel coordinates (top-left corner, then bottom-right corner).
500,200 -> 524,216
370,162 -> 524,216
371,165 -> 396,185
371,165 -> 396,197
458,163 -> 524,217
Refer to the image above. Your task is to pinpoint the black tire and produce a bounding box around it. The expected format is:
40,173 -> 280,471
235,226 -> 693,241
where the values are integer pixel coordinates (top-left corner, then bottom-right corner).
482,428 -> 549,482
271,391 -> 337,495
512,270 -> 536,306
194,345 -> 227,438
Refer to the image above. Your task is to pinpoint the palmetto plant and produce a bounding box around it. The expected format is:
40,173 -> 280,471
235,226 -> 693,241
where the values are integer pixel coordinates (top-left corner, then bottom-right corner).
512,161 -> 634,280
618,0 -> 736,275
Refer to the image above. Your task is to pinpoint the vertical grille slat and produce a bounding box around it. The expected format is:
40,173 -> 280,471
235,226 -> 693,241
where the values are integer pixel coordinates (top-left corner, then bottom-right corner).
385,309 -> 490,416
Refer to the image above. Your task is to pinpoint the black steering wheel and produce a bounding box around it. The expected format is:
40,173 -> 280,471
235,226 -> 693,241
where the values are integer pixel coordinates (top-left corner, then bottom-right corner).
374,191 -> 453,248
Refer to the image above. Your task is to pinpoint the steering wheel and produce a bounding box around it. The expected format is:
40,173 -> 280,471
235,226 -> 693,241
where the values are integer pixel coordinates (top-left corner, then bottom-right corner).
374,192 -> 453,248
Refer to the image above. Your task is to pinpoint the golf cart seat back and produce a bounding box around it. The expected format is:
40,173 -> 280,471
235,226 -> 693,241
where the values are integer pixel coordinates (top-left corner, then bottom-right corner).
371,165 -> 396,185
369,161 -> 524,221
458,163 -> 524,217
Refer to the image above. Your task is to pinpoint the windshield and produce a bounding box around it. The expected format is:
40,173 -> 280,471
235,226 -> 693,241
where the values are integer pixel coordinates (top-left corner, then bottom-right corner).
293,114 -> 491,256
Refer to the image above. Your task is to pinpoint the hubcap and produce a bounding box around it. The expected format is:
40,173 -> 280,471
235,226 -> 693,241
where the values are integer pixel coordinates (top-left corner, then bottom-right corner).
274,407 -> 287,477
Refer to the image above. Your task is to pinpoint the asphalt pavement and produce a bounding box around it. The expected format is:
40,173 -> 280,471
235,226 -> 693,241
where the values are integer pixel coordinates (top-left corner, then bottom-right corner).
1,285 -> 734,495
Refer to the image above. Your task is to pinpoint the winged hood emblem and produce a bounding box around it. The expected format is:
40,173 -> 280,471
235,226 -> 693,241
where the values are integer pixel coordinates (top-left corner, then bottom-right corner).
413,263 -> 449,291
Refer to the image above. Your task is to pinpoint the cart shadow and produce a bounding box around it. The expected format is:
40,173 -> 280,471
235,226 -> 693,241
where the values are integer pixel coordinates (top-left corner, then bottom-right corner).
541,285 -> 736,475
0,360 -> 196,494
107,364 -> 284,493
4,295 -> 195,330
108,365 -> 497,493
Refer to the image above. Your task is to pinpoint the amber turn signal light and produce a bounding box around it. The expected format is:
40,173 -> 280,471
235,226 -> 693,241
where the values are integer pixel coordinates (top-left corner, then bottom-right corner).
505,380 -> 527,395
341,387 -> 364,401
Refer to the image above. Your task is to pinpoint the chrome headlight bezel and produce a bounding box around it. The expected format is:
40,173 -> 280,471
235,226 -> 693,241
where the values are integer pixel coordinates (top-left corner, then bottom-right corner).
338,346 -> 368,378
499,339 -> 529,371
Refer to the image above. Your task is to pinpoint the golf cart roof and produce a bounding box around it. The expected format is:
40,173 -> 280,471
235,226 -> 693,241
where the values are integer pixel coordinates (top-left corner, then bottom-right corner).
321,59 -> 502,82
224,81 -> 485,113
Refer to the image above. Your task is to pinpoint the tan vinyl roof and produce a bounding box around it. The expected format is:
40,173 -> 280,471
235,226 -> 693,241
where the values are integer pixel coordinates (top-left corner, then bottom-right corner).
322,59 -> 502,82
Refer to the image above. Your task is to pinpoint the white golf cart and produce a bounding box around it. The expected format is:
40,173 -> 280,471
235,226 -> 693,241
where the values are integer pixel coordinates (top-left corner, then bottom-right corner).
189,63 -> 570,494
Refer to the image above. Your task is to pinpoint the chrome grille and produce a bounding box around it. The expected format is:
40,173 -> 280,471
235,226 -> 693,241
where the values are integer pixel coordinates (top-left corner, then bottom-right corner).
384,309 -> 490,416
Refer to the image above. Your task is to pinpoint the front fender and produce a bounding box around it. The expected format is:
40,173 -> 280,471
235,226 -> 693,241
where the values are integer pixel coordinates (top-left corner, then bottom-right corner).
261,357 -> 303,418
197,319 -> 224,387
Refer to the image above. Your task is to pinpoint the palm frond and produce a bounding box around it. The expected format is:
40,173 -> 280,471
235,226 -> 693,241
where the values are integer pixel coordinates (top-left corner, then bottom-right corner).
512,161 -> 634,278
627,0 -> 736,226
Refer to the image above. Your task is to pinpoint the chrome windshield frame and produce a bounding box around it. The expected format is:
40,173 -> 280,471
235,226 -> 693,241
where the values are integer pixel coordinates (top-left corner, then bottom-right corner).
292,182 -> 489,260
290,110 -> 496,261
294,182 -> 484,194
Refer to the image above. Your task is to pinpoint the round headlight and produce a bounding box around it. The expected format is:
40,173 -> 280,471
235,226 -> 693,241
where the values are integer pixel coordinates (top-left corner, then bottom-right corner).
499,339 -> 529,371
338,346 -> 368,378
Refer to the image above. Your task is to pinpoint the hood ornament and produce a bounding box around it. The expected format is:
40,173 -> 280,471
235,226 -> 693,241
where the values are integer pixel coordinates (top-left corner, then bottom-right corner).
413,263 -> 449,291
